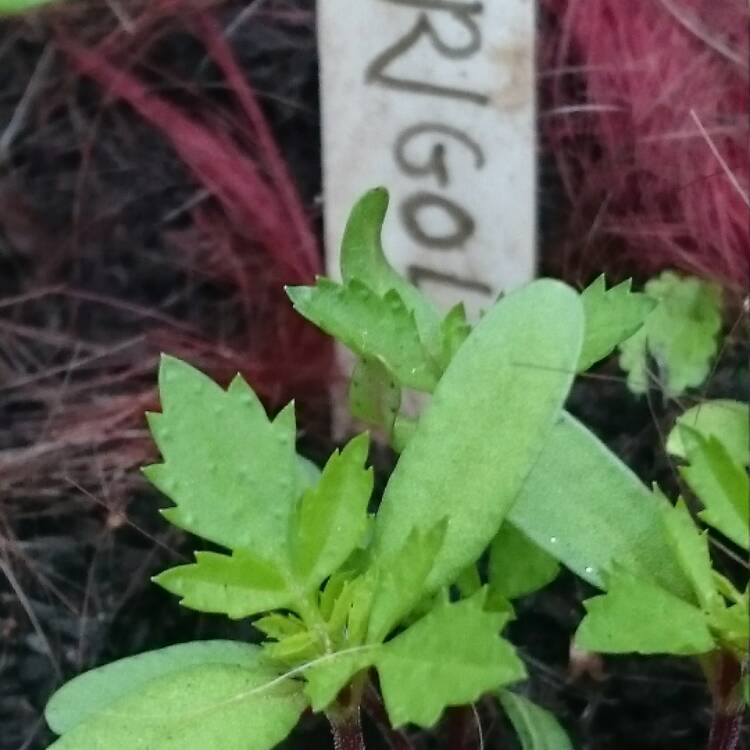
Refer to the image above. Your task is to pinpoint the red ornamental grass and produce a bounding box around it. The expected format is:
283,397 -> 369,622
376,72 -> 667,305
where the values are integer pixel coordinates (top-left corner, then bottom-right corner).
61,22 -> 331,396
3,4 -> 333,510
76,5 -> 333,388
541,0 -> 749,299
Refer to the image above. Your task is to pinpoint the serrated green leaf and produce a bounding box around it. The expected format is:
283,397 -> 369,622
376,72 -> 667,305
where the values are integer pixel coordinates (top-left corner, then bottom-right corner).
297,455 -> 322,487
661,499 -> 719,611
153,550 -> 291,619
47,661 -> 306,750
680,429 -> 749,550
367,522 -> 447,644
499,691 -> 574,750
326,579 -> 359,641
376,597 -> 525,728
576,570 -> 715,655
340,187 -> 442,355
438,303 -> 472,370
45,641 -> 267,735
254,614 -> 306,641
667,400 -> 749,467
508,413 -> 692,599
707,592 -> 749,656
144,357 -> 300,560
319,572 -> 351,621
618,271 -> 722,396
455,564 -> 483,598
346,572 -> 379,645
348,358 -> 400,429
286,279 -> 438,391
305,570 -> 377,711
263,631 -> 322,666
485,589 -> 516,617
292,433 -> 373,587
304,648 -> 378,712
712,572 -> 744,604
578,275 -> 656,372
374,280 -> 583,592
489,524 -> 560,601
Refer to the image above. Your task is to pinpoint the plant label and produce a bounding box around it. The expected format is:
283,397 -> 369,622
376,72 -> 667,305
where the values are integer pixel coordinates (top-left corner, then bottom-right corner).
318,0 -> 537,318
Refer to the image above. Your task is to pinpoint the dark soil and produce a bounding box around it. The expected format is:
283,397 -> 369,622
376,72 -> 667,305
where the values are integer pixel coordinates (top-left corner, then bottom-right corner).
0,4 -> 747,750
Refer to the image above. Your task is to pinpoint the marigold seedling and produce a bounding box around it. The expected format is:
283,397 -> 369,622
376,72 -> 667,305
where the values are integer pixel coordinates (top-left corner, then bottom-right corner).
44,190 -> 587,749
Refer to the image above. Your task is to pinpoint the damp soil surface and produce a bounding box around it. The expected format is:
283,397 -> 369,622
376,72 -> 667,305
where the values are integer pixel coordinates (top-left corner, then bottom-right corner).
1,4 -> 748,750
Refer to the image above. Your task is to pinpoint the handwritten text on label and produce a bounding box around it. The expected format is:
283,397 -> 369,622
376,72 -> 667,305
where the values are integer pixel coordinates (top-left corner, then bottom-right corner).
319,0 -> 536,318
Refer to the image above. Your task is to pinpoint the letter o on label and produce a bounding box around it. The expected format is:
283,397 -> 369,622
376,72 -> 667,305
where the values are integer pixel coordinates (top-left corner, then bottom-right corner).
400,192 -> 475,250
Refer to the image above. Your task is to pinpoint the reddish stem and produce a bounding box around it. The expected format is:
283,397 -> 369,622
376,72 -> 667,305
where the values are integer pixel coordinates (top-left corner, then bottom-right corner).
327,681 -> 367,750
707,651 -> 745,750
442,706 -> 473,750
329,707 -> 366,750
362,682 -> 415,750
709,711 -> 744,750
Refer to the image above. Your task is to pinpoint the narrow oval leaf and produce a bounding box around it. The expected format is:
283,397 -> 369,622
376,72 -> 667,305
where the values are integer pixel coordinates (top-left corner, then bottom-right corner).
508,413 -> 693,599
47,662 -> 306,750
45,641 -> 269,735
576,570 -> 715,655
499,691 -> 574,750
489,524 -> 560,601
373,280 -> 583,591
376,597 -> 525,728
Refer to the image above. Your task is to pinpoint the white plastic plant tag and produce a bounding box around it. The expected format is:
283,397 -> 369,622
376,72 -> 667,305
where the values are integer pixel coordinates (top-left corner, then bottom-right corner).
318,0 -> 537,319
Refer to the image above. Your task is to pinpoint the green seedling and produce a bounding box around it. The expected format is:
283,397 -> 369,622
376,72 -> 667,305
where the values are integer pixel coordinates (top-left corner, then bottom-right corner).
576,399 -> 748,748
43,187 -> 745,750
618,270 -> 723,396
287,187 -> 746,749
289,189 -> 684,592
43,211 -> 585,748
288,187 -> 675,743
